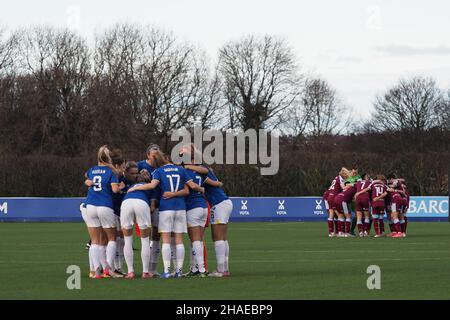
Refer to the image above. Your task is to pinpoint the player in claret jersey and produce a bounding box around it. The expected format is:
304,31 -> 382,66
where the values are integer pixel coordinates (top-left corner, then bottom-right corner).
400,183 -> 410,235
333,181 -> 356,237
370,175 -> 388,238
325,168 -> 350,237
354,173 -> 373,237
386,174 -> 407,238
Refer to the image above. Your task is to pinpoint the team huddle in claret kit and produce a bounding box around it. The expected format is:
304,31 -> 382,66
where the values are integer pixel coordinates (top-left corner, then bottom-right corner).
79,143 -> 233,279
324,167 -> 410,238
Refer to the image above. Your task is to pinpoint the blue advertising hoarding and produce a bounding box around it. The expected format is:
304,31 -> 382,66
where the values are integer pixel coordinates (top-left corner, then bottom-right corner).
0,196 -> 448,222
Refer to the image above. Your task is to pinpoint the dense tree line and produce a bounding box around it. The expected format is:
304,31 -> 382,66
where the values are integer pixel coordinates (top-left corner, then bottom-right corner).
0,24 -> 448,197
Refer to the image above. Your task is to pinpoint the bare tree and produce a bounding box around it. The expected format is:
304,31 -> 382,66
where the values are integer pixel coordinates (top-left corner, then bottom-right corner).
372,76 -> 443,133
299,77 -> 349,137
197,65 -> 226,129
94,24 -> 216,149
18,26 -> 91,154
0,27 -> 17,74
218,35 -> 303,130
437,90 -> 450,131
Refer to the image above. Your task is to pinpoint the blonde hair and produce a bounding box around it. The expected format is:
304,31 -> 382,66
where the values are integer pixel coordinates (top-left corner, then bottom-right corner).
339,167 -> 350,179
97,145 -> 112,165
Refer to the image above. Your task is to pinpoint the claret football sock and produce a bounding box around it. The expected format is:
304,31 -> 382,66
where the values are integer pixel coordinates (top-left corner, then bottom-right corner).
364,218 -> 370,233
327,218 -> 334,234
333,218 -> 339,233
372,215 -> 380,235
337,218 -> 345,233
357,221 -> 364,233
400,219 -> 406,233
388,222 -> 394,233
379,218 -> 385,233
345,218 -> 352,234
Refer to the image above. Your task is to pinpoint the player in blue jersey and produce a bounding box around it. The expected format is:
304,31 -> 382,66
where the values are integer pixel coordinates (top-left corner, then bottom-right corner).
82,148 -> 126,278
119,161 -> 154,279
110,152 -> 129,276
83,146 -> 123,279
128,151 -> 192,278
184,164 -> 233,278
182,166 -> 209,277
176,144 -> 210,277
137,144 -> 161,277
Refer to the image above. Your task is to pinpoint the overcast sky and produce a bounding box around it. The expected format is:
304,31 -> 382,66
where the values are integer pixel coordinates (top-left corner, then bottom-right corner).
2,0 -> 450,120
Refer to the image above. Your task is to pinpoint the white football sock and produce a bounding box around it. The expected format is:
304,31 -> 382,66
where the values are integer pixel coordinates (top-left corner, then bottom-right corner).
90,244 -> 101,274
149,240 -> 160,273
161,243 -> 172,273
214,240 -> 226,273
224,240 -> 229,272
116,237 -> 124,270
88,245 -> 95,272
124,235 -> 134,273
170,237 -> 177,271
141,236 -> 151,274
106,241 -> 117,272
192,241 -> 205,273
99,245 -> 108,271
189,243 -> 195,272
176,244 -> 185,273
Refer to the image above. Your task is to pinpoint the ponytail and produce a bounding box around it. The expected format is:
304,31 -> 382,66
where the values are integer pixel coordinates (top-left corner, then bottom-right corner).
97,145 -> 112,165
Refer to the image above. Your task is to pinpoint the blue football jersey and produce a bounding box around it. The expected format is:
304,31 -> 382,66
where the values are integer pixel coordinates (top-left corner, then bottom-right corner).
138,160 -> 160,206
85,165 -> 119,209
185,168 -> 207,210
112,175 -> 132,216
152,164 -> 189,211
123,183 -> 152,205
137,160 -> 155,174
204,169 -> 229,206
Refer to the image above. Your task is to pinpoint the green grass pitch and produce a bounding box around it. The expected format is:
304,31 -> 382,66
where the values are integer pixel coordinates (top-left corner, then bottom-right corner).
0,222 -> 449,299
